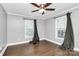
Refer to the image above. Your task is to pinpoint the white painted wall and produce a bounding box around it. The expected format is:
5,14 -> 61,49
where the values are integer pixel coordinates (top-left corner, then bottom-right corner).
2,4 -> 79,51
0,3 -> 79,52
71,7 -> 79,49
45,19 -> 56,42
0,4 -> 7,50
7,15 -> 25,44
45,7 -> 79,50
37,20 -> 45,39
45,17 -> 66,45
7,14 -> 45,44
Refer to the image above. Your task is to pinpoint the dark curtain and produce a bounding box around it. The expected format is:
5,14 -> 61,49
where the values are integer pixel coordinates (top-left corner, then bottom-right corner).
60,13 -> 74,50
30,19 -> 40,44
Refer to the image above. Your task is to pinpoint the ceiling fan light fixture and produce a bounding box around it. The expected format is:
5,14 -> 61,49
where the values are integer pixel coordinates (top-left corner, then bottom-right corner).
38,8 -> 45,13
31,3 -> 55,15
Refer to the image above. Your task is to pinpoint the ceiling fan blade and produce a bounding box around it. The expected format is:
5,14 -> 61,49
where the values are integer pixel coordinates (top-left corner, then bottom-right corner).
45,8 -> 55,11
32,9 -> 39,12
44,3 -> 52,8
31,3 -> 40,8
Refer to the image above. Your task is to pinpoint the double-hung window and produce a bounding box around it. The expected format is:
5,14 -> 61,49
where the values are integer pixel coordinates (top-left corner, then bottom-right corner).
24,20 -> 34,40
55,16 -> 67,40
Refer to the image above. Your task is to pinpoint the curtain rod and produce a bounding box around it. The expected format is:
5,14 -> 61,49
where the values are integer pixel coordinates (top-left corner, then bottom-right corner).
54,12 -> 72,19
23,17 -> 34,20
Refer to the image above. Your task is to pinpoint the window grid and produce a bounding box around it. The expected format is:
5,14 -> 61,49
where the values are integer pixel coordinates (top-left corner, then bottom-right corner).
55,16 -> 67,39
24,20 -> 34,39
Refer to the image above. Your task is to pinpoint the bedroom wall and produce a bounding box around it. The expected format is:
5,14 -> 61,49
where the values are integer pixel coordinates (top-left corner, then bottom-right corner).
71,7 -> 79,50
7,14 -> 45,44
0,4 -> 7,51
45,19 -> 60,43
7,7 -> 79,50
45,17 -> 66,45
37,20 -> 46,39
7,15 -> 25,44
45,7 -> 79,50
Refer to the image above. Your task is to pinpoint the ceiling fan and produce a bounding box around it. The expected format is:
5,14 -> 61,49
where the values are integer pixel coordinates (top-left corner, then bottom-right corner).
31,3 -> 55,15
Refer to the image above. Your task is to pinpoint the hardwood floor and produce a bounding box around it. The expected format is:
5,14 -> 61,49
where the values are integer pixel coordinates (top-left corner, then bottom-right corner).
3,40 -> 79,56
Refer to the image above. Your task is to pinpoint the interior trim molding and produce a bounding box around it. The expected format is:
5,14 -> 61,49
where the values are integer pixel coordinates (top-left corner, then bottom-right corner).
6,38 -> 45,47
8,13 -> 27,17
44,38 -> 79,52
74,48 -> 79,52
44,38 -> 62,45
0,45 -> 8,56
0,41 -> 30,56
7,41 -> 30,46
8,13 -> 37,20
8,13 -> 45,20
0,39 -> 44,56
1,38 -> 79,56
47,5 -> 79,20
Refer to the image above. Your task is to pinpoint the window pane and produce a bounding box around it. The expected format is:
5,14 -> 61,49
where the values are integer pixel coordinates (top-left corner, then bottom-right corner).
58,29 -> 65,38
24,20 -> 34,39
55,16 -> 67,39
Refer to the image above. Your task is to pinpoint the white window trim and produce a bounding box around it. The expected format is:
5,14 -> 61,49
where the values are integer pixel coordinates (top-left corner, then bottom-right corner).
24,20 -> 34,39
55,15 -> 67,40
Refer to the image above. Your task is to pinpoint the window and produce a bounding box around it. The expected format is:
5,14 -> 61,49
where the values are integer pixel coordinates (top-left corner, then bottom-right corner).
55,16 -> 67,39
24,20 -> 34,39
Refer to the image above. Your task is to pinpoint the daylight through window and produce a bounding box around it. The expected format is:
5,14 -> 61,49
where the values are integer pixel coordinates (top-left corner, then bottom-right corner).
55,15 -> 67,39
24,20 -> 34,39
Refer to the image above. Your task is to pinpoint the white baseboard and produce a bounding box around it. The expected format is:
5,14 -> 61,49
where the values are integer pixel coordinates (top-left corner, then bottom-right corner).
0,40 -> 30,56
7,38 -> 45,46
0,38 -> 79,56
44,38 -> 61,45
43,38 -> 79,52
0,45 -> 8,56
7,38 -> 45,47
7,39 -> 45,46
74,48 -> 79,52
7,41 -> 30,46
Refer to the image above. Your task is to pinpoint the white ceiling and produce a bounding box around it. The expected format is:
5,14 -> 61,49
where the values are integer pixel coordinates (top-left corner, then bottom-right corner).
1,3 -> 79,20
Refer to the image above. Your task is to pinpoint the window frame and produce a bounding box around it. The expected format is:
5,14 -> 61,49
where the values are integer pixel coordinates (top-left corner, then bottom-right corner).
24,20 -> 34,39
55,15 -> 67,40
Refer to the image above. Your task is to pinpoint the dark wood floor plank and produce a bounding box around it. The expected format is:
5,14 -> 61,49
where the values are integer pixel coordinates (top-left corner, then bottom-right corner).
3,40 -> 79,56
